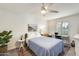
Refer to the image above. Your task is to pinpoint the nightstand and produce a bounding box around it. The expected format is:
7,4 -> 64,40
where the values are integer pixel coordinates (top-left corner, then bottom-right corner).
18,40 -> 24,48
17,40 -> 26,56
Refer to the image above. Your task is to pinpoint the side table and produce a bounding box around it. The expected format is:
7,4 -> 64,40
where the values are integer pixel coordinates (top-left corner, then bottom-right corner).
17,40 -> 26,56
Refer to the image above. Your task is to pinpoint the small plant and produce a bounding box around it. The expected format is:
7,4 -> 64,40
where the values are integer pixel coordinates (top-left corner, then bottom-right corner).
0,30 -> 13,47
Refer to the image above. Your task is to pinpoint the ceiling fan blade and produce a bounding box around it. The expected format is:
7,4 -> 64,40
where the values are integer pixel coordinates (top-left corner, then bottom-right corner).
49,10 -> 59,13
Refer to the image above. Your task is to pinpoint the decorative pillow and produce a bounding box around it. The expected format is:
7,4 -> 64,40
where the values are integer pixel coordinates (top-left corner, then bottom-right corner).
41,32 -> 49,36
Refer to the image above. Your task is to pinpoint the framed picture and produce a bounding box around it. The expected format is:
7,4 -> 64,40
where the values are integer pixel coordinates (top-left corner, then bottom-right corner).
28,24 -> 37,32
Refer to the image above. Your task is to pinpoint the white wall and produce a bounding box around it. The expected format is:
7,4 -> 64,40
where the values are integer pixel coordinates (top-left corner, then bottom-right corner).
0,9 -> 47,50
47,13 -> 79,42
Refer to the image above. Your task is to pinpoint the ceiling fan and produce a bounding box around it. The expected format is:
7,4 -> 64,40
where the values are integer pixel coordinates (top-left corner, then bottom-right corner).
41,3 -> 59,16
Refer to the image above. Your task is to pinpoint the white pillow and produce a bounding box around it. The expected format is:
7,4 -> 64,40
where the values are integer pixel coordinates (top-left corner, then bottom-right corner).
27,32 -> 41,39
36,32 -> 41,37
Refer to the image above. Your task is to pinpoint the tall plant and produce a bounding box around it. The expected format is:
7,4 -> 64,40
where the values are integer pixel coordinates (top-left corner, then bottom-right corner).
0,30 -> 13,47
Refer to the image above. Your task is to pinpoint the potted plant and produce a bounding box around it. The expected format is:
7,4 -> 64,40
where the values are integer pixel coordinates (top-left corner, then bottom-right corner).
0,30 -> 13,53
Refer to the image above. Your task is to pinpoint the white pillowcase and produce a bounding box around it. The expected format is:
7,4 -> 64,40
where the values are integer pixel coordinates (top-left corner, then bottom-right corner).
27,32 -> 41,40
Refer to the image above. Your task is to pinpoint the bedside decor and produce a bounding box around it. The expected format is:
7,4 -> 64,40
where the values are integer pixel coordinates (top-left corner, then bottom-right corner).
0,30 -> 13,53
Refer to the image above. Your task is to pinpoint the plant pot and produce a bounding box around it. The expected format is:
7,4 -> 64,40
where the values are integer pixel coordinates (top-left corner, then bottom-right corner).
71,40 -> 75,47
0,45 -> 7,53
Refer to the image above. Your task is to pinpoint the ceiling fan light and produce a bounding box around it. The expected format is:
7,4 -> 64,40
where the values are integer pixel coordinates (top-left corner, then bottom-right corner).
41,9 -> 46,14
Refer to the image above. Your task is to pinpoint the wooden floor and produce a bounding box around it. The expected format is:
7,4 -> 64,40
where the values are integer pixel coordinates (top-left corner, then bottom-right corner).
2,46 -> 75,56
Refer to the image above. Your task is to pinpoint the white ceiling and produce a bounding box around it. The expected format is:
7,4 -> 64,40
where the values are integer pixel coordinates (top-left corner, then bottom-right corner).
0,3 -> 79,20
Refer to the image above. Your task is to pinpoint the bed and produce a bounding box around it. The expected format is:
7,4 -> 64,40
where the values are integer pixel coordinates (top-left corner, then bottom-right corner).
27,36 -> 64,56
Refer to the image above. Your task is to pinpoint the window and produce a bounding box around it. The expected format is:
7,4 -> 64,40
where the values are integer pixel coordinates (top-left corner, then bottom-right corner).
56,22 -> 69,36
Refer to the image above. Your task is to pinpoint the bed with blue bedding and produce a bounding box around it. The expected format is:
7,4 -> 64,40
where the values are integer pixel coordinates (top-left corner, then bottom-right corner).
27,36 -> 64,56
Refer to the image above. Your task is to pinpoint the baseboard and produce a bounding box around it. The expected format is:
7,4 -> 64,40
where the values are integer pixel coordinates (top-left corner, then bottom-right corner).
8,46 -> 16,51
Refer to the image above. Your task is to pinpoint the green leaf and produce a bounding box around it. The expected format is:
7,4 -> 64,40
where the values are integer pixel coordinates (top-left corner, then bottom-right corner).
0,30 -> 13,46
